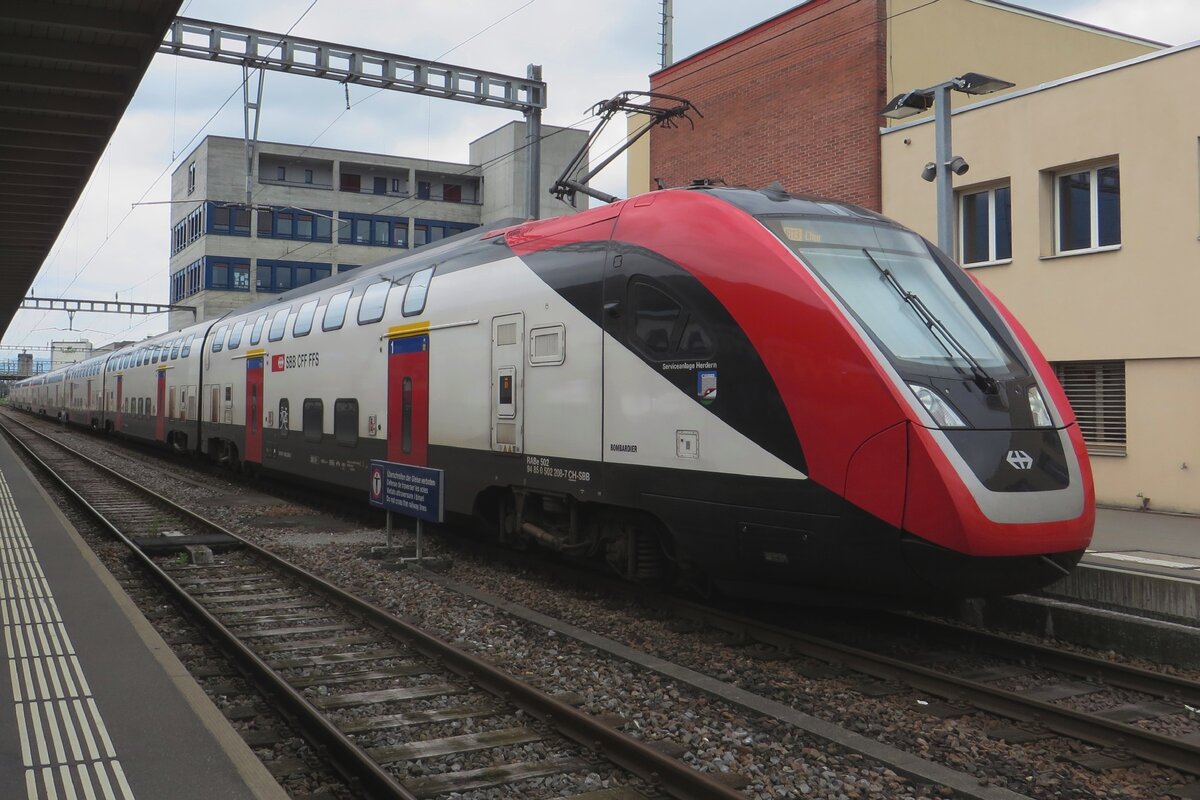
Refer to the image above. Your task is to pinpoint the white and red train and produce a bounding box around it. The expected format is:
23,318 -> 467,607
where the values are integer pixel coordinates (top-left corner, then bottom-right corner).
11,186 -> 1094,601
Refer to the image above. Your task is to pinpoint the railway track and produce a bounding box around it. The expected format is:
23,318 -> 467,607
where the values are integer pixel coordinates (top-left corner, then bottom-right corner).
622,590 -> 1200,778
0,414 -> 745,800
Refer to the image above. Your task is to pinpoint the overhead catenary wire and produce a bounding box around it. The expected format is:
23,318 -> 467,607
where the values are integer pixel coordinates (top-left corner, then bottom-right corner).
13,1 -> 322,350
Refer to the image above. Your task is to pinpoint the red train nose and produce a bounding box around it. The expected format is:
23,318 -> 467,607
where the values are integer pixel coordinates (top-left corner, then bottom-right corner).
902,422 -> 1094,557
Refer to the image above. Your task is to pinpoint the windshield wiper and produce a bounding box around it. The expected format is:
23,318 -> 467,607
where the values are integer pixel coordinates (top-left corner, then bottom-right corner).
862,248 -> 998,394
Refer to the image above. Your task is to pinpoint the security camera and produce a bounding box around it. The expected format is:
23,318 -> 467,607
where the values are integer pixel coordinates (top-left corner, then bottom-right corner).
948,156 -> 970,176
920,162 -> 937,182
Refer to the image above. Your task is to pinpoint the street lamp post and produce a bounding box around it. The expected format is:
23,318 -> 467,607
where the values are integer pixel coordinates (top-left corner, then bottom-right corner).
882,72 -> 1015,258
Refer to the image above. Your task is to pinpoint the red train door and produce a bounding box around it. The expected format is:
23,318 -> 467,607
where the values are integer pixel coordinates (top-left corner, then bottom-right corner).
155,369 -> 166,442
115,375 -> 123,430
245,353 -> 264,465
387,333 -> 429,465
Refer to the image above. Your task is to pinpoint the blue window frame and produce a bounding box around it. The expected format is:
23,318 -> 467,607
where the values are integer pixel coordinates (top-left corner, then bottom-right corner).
412,218 -> 477,247
257,207 -> 332,242
337,213 -> 408,247
205,257 -> 251,291
255,260 -> 332,294
206,202 -> 251,237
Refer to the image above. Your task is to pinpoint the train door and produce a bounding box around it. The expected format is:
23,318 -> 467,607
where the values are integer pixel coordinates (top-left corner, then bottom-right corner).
86,379 -> 93,419
115,376 -> 123,430
387,333 -> 429,465
245,354 -> 264,465
490,313 -> 523,454
155,368 -> 166,442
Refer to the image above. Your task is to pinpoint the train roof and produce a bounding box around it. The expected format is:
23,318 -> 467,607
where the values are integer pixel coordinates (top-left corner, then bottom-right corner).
690,184 -> 892,224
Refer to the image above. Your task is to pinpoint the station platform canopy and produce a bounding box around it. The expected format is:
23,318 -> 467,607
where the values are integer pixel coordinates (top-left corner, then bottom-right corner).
0,1 -> 182,337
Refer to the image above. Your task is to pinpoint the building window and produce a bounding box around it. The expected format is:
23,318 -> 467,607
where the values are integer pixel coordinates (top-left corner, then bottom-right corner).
257,207 -> 331,242
417,181 -> 431,199
1052,360 -> 1126,455
340,172 -> 361,192
374,176 -> 387,195
304,169 -> 313,184
255,261 -> 332,293
391,178 -> 401,193
187,162 -> 196,195
207,203 -> 250,236
276,165 -> 286,181
205,258 -> 251,291
337,213 -> 408,247
443,184 -> 461,203
1056,163 -> 1120,254
959,185 -> 1011,265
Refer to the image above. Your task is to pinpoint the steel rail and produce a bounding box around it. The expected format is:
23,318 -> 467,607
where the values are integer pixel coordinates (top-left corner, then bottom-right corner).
0,414 -> 744,800
0,415 -> 418,800
886,612 -> 1200,706
659,597 -> 1200,776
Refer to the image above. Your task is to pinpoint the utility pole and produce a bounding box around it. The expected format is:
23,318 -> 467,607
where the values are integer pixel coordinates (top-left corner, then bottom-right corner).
660,0 -> 674,69
526,64 -> 542,220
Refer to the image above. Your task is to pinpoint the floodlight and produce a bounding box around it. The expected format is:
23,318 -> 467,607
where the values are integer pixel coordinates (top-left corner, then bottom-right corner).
955,72 -> 1016,96
881,90 -> 934,120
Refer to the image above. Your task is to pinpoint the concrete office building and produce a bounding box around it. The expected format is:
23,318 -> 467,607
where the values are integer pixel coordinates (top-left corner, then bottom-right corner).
881,42 -> 1200,514
169,122 -> 588,328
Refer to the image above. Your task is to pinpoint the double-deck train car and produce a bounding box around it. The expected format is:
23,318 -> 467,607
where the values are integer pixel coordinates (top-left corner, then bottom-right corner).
11,185 -> 1094,601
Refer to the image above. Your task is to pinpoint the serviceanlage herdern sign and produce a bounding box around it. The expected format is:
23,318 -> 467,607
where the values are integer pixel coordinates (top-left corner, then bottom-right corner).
368,460 -> 445,524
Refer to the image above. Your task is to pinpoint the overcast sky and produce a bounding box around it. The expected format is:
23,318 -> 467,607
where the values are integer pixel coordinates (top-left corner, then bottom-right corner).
9,0 -> 1200,354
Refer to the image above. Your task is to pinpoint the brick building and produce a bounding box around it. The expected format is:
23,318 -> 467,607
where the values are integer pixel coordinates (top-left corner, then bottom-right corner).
636,0 -> 1159,209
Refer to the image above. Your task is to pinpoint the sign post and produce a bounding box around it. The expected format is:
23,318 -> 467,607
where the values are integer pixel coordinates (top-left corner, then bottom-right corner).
368,460 -> 445,565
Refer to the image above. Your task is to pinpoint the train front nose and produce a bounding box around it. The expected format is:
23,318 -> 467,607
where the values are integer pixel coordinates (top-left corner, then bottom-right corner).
898,420 -> 1093,596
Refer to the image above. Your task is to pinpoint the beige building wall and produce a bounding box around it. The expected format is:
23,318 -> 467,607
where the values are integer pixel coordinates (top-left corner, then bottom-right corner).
881,43 -> 1200,513
886,0 -> 1159,115
626,113 -> 652,197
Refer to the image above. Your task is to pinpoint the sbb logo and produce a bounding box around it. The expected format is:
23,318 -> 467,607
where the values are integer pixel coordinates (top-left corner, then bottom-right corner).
272,354 -> 286,372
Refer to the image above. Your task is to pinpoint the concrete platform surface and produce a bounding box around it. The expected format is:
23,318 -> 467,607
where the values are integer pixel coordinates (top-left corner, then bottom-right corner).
0,435 -> 287,800
1086,507 -> 1200,579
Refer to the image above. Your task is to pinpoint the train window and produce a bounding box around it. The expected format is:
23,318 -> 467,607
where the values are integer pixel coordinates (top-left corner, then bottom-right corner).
303,398 -> 323,443
334,399 -> 358,447
211,325 -> 228,353
249,314 -> 267,345
278,398 -> 289,437
322,290 -> 352,331
227,320 -> 246,350
402,267 -> 434,317
629,283 -> 681,357
181,334 -> 195,358
529,324 -> 565,366
357,281 -> 391,324
268,308 -> 290,342
170,338 -> 182,359
293,300 -> 319,337
152,347 -> 161,364
678,318 -> 713,356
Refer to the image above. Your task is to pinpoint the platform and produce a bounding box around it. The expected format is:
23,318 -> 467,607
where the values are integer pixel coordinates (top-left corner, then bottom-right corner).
973,507 -> 1200,666
0,436 -> 286,800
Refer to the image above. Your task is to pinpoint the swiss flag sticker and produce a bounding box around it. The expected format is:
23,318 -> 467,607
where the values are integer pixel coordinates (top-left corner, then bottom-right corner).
271,354 -> 285,372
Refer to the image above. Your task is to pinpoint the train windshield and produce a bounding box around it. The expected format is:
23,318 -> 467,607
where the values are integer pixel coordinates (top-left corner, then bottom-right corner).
764,217 -> 1018,376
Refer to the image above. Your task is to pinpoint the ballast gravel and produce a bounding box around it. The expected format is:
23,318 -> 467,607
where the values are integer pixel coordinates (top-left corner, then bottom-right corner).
34,420 -> 1200,800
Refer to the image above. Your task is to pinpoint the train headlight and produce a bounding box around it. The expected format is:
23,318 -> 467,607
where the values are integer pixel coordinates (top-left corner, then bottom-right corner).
1027,385 -> 1054,428
907,383 -> 968,428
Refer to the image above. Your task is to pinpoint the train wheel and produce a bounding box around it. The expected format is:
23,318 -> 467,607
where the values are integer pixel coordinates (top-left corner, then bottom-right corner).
603,517 -> 666,583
